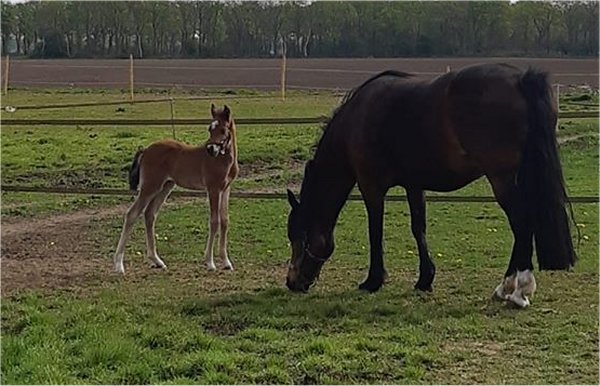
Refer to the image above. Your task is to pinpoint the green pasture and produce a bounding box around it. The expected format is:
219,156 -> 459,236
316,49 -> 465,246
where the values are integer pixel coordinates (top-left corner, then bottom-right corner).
1,88 -> 598,384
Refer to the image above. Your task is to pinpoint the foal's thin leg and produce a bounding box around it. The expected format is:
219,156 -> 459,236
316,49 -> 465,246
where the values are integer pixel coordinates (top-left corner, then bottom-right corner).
358,184 -> 387,292
144,181 -> 175,269
219,186 -> 233,270
204,188 -> 221,271
488,174 -> 535,307
406,188 -> 436,292
114,190 -> 157,274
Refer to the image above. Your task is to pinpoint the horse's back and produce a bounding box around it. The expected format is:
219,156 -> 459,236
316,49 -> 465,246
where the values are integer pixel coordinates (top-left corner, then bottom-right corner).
326,63 -> 533,191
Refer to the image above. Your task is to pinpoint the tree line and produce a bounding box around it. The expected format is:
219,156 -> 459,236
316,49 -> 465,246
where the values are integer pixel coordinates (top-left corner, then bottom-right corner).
1,1 -> 598,59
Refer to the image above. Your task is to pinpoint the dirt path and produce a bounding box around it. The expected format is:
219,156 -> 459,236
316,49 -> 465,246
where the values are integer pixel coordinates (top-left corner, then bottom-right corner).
1,204 -> 133,297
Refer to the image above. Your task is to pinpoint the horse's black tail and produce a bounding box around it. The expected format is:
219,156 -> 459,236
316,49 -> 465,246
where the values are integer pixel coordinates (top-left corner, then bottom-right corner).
128,149 -> 144,191
518,68 -> 576,270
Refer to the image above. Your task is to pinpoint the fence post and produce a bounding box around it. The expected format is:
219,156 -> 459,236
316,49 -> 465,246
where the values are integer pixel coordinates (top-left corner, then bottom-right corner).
281,43 -> 287,101
3,55 -> 10,97
446,65 -> 451,73
129,54 -> 134,102
169,97 -> 176,140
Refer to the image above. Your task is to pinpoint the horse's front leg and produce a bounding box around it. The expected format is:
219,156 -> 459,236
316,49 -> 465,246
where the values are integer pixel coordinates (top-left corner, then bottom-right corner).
358,185 -> 387,292
204,188 -> 221,271
406,188 -> 436,292
219,186 -> 233,270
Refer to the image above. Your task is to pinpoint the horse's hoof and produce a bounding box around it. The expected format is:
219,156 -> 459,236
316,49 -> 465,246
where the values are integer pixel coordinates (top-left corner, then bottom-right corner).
114,263 -> 125,274
149,258 -> 167,270
491,286 -> 506,301
506,293 -> 530,308
207,263 -> 217,271
414,282 -> 433,292
358,278 -> 384,293
223,265 -> 234,271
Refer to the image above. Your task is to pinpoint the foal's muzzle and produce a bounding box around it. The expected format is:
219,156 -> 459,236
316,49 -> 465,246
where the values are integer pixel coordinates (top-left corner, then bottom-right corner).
207,144 -> 220,157
206,135 -> 230,157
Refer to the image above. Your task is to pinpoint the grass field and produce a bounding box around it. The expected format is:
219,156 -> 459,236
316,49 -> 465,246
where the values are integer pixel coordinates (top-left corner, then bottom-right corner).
1,88 -> 598,384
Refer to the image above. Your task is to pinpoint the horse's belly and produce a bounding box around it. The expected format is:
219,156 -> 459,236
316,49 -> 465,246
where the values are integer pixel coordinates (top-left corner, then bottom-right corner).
421,171 -> 483,192
392,156 -> 483,192
173,176 -> 206,191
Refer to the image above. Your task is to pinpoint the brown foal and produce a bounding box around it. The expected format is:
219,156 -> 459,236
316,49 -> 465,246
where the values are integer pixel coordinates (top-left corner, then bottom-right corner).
114,104 -> 239,274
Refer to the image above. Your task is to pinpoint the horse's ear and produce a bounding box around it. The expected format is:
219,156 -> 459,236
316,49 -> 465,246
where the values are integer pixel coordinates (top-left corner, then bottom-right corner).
210,103 -> 217,118
287,189 -> 299,209
223,105 -> 231,121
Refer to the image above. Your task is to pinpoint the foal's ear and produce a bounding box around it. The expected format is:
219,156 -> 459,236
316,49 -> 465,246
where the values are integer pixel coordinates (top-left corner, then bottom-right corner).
287,189 -> 300,209
210,103 -> 217,118
223,105 -> 231,121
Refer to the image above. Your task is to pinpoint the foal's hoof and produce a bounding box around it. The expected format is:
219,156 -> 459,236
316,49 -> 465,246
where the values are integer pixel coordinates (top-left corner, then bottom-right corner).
114,263 -> 125,274
149,258 -> 167,270
206,263 -> 217,271
222,264 -> 234,271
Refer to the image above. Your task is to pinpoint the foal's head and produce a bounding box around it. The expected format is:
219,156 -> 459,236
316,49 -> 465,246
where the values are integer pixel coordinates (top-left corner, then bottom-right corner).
206,104 -> 233,157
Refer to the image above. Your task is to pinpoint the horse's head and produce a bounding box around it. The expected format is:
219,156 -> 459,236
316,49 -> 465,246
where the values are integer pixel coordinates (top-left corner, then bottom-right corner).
285,188 -> 331,293
206,104 -> 233,157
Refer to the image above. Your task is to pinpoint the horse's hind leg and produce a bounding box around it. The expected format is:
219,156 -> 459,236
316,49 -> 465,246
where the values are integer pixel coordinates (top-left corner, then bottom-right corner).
204,188 -> 221,271
406,188 -> 436,292
114,188 -> 158,274
144,181 -> 175,269
488,174 -> 536,307
219,187 -> 233,270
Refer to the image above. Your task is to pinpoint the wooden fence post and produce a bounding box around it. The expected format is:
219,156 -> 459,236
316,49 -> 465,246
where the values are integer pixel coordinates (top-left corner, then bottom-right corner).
129,54 -> 134,102
281,44 -> 287,101
4,55 -> 10,97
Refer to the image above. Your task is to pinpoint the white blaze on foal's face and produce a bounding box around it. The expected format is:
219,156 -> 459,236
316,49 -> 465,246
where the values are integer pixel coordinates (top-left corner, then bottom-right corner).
206,118 -> 230,157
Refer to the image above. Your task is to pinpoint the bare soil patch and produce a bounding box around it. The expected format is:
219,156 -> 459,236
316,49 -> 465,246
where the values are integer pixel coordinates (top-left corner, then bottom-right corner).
0,195 -> 290,298
1,204 -> 129,297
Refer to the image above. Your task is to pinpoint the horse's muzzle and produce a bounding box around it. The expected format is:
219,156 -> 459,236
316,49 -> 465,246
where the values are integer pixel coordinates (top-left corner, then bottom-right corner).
286,277 -> 309,293
206,144 -> 220,157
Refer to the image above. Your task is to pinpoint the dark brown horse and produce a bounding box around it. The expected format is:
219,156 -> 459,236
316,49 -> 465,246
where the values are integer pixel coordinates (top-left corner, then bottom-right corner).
285,63 -> 576,308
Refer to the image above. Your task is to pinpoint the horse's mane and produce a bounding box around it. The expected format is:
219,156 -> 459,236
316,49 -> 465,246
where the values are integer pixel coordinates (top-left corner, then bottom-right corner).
322,70 -> 413,135
310,69 -> 413,159
302,70 -> 413,201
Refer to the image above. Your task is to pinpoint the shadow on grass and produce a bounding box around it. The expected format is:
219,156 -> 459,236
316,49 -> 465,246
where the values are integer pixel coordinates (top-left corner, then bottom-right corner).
177,284 -> 480,336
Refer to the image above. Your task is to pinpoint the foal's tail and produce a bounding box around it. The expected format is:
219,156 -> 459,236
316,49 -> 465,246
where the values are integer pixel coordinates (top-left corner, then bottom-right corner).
128,148 -> 144,191
518,69 -> 576,270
